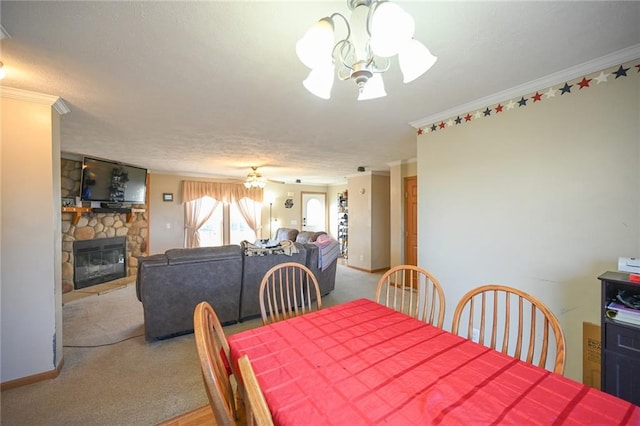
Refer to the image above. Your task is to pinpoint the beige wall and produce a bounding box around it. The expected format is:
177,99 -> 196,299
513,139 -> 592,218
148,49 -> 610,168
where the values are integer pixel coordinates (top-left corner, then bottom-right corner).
1,92 -> 63,383
347,172 -> 390,271
148,173 -> 334,254
417,61 -> 640,382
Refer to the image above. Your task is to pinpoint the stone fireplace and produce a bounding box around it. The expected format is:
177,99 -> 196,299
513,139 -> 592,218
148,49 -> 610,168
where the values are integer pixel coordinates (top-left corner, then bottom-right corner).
73,237 -> 127,288
61,157 -> 148,293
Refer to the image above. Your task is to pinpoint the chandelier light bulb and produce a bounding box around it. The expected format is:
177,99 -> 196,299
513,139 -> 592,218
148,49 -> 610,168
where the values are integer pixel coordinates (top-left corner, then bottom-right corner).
303,63 -> 335,100
370,2 -> 415,58
399,39 -> 438,83
296,18 -> 335,69
358,73 -> 386,101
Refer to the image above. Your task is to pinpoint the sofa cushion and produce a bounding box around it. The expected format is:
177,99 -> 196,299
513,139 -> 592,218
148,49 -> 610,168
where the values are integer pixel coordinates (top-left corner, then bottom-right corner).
274,227 -> 299,242
295,231 -> 327,244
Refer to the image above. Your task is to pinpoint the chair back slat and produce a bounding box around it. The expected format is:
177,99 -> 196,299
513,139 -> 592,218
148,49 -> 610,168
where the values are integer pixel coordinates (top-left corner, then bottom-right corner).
375,265 -> 446,327
259,262 -> 322,325
452,284 -> 566,374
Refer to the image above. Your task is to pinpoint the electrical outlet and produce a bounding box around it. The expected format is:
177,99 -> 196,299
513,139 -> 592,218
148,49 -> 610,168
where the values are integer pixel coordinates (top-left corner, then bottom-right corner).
472,328 -> 480,342
359,254 -> 364,261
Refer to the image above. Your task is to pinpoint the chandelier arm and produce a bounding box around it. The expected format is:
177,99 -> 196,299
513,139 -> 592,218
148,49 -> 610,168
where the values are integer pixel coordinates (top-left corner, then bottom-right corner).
329,12 -> 351,41
365,0 -> 384,37
334,39 -> 356,72
371,56 -> 390,73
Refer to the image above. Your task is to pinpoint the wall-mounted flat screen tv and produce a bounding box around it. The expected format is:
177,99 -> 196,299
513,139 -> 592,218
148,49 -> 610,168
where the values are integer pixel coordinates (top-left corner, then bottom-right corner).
81,157 -> 148,204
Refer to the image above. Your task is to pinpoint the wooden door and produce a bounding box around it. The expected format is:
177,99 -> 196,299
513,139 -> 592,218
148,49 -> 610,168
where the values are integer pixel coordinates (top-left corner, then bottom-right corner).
404,176 -> 418,265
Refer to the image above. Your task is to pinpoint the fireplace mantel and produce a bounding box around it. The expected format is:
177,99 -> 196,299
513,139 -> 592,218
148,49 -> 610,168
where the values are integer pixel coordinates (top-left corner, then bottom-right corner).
62,206 -> 146,225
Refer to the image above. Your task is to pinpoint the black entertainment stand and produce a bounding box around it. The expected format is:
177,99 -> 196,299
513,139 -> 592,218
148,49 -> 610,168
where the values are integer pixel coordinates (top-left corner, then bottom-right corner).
598,271 -> 640,405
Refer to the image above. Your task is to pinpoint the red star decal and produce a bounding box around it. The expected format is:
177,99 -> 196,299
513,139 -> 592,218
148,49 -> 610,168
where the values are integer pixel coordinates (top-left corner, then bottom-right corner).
464,114 -> 472,122
636,64 -> 640,73
439,122 -> 446,129
417,128 -> 424,135
495,104 -> 504,113
532,92 -> 543,102
578,77 -> 591,89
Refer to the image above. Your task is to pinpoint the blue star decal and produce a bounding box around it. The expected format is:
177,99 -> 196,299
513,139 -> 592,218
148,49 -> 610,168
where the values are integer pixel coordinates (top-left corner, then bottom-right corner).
430,124 -> 437,132
518,97 -> 527,107
455,116 -> 462,125
560,83 -> 572,95
483,108 -> 492,116
614,65 -> 629,79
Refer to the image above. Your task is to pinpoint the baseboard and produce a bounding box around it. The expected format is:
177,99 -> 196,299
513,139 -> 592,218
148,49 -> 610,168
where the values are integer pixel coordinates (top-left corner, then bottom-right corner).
347,265 -> 389,274
1,357 -> 64,391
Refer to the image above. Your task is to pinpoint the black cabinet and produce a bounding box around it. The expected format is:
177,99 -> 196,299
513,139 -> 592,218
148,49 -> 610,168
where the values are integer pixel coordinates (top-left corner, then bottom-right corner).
599,271 -> 640,405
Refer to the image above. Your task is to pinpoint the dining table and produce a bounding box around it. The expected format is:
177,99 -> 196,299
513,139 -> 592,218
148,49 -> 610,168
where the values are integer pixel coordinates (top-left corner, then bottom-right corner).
227,298 -> 640,425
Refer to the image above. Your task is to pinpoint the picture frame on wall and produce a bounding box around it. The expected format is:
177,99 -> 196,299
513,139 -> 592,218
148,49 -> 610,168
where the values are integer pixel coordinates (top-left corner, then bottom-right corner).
162,193 -> 173,202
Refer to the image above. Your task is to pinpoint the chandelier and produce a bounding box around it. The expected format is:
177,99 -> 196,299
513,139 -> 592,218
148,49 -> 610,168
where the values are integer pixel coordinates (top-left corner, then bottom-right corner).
244,167 -> 267,189
296,0 -> 437,101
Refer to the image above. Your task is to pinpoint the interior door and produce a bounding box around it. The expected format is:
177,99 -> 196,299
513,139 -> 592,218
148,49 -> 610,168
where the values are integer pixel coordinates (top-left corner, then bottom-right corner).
404,176 -> 418,265
301,192 -> 326,232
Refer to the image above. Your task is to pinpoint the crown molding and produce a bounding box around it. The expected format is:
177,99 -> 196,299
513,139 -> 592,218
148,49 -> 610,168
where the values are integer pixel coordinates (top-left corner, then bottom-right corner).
387,158 -> 417,168
410,43 -> 640,129
0,86 -> 70,115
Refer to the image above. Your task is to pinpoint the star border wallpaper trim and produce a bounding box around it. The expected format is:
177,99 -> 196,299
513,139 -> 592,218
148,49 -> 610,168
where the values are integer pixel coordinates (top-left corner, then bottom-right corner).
417,60 -> 640,137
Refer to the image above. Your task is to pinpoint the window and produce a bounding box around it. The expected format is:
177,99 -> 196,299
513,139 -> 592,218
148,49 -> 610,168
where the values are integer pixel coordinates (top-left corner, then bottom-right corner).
198,197 -> 223,247
198,197 -> 258,247
230,202 -> 257,244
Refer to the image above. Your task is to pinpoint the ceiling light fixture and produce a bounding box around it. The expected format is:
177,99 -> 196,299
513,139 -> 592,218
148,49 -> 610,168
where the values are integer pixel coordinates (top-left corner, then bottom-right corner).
244,167 -> 267,189
296,0 -> 437,101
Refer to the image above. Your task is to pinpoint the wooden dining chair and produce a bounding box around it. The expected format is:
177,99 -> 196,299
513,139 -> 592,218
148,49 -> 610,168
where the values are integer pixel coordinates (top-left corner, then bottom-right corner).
259,262 -> 322,325
238,355 -> 274,426
193,301 -> 242,426
451,284 -> 566,374
374,265 -> 446,327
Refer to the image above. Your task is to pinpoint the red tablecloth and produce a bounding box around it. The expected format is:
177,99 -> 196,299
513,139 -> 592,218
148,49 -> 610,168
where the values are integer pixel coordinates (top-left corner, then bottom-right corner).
228,298 -> 640,425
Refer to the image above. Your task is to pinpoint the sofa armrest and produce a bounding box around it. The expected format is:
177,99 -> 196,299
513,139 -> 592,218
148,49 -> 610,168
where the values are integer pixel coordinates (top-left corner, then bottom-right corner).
136,254 -> 168,301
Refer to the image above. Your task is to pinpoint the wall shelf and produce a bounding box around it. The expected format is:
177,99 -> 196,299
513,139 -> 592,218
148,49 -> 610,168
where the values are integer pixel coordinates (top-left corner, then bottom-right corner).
62,206 -> 145,224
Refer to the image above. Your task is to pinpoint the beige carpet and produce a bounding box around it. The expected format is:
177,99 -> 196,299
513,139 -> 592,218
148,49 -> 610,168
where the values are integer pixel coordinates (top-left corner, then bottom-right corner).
0,262 -> 382,425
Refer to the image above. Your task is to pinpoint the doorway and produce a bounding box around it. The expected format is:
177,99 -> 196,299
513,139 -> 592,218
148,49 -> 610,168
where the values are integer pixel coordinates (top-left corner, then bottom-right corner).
301,192 -> 327,232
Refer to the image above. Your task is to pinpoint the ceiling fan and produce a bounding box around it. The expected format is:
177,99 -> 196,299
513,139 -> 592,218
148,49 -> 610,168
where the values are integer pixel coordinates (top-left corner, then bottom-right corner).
243,166 -> 284,188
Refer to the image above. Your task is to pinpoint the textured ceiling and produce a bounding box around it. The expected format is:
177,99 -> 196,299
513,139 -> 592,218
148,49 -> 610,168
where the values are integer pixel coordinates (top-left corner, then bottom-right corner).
1,1 -> 639,184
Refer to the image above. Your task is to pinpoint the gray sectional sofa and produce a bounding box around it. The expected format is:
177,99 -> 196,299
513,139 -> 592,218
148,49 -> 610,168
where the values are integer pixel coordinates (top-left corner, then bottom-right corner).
136,230 -> 337,341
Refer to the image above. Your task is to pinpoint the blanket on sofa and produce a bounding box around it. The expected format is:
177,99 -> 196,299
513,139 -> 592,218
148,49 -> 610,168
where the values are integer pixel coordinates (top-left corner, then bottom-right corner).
313,235 -> 341,271
242,240 -> 299,257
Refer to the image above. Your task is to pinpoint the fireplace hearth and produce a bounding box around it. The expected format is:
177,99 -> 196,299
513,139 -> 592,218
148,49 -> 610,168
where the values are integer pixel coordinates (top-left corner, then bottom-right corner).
73,237 -> 127,289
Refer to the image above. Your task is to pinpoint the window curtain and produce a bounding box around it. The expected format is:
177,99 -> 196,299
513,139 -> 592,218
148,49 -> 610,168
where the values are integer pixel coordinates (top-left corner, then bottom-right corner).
236,197 -> 262,240
184,197 -> 220,248
181,180 -> 263,204
181,180 -> 263,247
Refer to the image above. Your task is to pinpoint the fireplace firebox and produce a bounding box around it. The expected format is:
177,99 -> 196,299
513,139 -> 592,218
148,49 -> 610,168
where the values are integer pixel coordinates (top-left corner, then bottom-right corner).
73,237 -> 126,289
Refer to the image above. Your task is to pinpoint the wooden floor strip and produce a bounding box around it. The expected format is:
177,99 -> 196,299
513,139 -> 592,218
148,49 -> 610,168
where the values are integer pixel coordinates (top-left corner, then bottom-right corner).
156,405 -> 216,426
